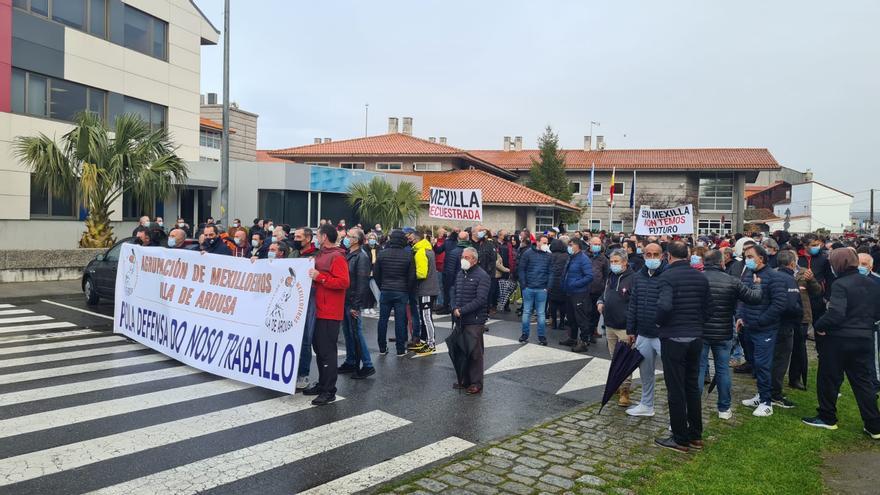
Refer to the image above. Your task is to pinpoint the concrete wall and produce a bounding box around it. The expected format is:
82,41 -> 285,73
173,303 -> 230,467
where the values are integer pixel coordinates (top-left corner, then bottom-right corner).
200,105 -> 258,161
0,247 -> 104,282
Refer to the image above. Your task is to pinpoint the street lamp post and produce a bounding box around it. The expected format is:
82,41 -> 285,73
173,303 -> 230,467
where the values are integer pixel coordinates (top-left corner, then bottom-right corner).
220,0 -> 230,227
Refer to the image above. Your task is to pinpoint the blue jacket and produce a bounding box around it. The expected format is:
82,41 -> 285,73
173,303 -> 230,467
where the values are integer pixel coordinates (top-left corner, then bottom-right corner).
626,261 -> 668,337
518,247 -> 552,289
736,264 -> 788,332
443,244 -> 465,288
563,251 -> 594,295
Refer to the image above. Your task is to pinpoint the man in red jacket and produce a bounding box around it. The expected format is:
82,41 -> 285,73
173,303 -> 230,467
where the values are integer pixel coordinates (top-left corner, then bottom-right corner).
302,224 -> 350,405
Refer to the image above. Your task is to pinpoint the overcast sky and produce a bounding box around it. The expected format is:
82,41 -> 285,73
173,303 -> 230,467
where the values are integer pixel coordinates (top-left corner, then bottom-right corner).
196,0 -> 878,211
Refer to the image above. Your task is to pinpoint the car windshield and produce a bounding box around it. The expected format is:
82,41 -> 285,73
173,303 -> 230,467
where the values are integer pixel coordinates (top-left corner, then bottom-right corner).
105,243 -> 123,262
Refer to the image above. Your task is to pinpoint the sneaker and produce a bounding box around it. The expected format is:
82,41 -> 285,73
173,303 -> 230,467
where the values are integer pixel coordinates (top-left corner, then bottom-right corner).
559,338 -> 577,346
337,362 -> 358,374
802,417 -> 838,430
863,428 -> 880,439
414,345 -> 435,355
301,384 -> 321,396
396,350 -> 407,357
753,403 -> 773,417
407,340 -> 425,350
311,393 -> 336,406
772,397 -> 796,409
295,376 -> 310,390
626,403 -> 655,417
718,410 -> 733,420
518,333 -> 529,344
654,436 -> 689,453
538,337 -> 547,346
351,367 -> 375,379
741,394 -> 761,408
379,347 -> 389,356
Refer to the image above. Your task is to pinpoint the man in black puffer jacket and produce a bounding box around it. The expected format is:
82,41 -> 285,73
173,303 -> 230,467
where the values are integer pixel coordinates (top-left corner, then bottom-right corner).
653,241 -> 709,453
701,250 -> 763,419
548,239 -> 570,334
453,247 -> 492,395
737,244 -> 788,417
374,229 -> 416,356
625,242 -> 667,418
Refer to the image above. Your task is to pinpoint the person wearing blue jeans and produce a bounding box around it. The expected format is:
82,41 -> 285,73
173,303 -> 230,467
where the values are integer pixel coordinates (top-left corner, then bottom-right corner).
296,291 -> 316,389
342,307 -> 373,370
698,340 -> 732,413
378,290 -> 409,354
517,238 -> 552,345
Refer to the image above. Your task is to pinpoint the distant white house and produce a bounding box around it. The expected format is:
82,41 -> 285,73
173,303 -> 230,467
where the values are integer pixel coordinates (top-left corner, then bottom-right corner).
762,181 -> 853,234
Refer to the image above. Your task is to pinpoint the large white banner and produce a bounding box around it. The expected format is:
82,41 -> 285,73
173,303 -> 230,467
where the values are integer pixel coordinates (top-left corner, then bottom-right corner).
429,187 -> 483,221
114,245 -> 312,393
635,204 -> 695,235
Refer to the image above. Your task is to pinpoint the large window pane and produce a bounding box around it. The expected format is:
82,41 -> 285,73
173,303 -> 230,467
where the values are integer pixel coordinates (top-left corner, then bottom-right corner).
27,74 -> 48,117
53,0 -> 86,30
150,104 -> 166,131
89,0 -> 107,37
152,20 -> 166,59
50,78 -> 88,122
31,0 -> 48,16
50,190 -> 75,217
13,0 -> 27,9
124,6 -> 152,55
30,177 -> 49,216
88,88 -> 106,121
123,97 -> 151,124
11,69 -> 25,114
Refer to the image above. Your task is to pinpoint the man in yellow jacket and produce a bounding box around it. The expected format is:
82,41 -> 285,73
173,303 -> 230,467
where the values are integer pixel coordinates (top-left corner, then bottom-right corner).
411,229 -> 441,353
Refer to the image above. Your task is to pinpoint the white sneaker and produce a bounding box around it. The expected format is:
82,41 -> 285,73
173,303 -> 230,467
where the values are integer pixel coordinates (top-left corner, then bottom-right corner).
626,403 -> 655,417
741,394 -> 761,408
753,403 -> 773,417
718,410 -> 733,420
295,376 -> 309,390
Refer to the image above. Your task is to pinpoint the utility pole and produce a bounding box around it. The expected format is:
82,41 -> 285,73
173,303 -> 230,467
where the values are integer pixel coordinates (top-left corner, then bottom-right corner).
219,0 -> 230,227
364,103 -> 369,136
871,188 -> 875,232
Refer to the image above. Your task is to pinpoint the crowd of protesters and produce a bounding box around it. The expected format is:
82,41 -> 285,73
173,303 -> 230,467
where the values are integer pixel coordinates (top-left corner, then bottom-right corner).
129,216 -> 880,451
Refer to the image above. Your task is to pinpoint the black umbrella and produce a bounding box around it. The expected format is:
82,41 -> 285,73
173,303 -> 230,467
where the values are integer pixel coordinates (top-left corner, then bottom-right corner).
599,341 -> 643,412
707,374 -> 718,395
446,316 -> 476,388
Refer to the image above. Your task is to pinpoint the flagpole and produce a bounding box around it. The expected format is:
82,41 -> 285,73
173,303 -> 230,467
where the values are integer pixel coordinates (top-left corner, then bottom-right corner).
609,166 -> 616,232
631,170 -> 637,233
588,162 -> 595,231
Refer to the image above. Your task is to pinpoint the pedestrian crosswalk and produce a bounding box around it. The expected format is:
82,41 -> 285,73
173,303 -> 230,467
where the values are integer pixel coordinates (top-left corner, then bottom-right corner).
0,302 -> 484,494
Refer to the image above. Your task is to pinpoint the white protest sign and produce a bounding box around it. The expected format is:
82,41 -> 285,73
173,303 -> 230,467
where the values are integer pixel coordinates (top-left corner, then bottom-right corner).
635,204 -> 695,235
113,245 -> 312,393
429,187 -> 483,221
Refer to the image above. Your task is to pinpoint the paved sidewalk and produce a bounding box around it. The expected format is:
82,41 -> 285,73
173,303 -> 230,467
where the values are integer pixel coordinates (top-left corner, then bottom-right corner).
375,366 -> 752,495
0,279 -> 82,301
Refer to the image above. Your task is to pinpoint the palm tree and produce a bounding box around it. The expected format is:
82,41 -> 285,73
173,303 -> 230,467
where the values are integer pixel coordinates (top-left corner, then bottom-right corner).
14,112 -> 187,248
347,177 -> 422,228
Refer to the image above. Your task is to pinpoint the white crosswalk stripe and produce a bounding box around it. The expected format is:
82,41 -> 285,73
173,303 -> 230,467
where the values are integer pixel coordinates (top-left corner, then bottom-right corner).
0,353 -> 170,385
0,365 -> 203,406
0,309 -> 33,316
0,315 -> 54,325
0,343 -> 144,369
0,321 -> 78,335
0,335 -> 125,355
0,304 -> 15,309
88,410 -> 406,495
0,328 -> 101,344
0,394 -> 339,486
301,436 -> 475,495
0,378 -> 251,439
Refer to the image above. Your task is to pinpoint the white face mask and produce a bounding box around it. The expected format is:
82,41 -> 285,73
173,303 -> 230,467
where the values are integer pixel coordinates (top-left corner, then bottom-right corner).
178,222 -> 185,228
541,244 -> 550,252
460,259 -> 472,270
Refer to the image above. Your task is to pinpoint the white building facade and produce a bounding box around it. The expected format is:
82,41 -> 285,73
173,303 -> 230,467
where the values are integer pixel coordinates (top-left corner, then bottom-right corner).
769,181 -> 853,234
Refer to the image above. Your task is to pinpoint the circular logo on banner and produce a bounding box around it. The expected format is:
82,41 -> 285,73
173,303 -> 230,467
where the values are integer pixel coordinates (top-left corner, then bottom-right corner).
123,248 -> 139,296
264,267 -> 304,333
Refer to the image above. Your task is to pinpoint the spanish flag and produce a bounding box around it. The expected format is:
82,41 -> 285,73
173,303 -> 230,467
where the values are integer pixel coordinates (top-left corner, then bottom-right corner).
609,167 -> 616,204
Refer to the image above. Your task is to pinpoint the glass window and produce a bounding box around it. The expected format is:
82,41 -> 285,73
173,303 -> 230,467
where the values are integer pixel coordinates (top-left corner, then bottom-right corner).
200,130 -> 221,149
413,162 -> 441,171
150,104 -> 166,131
13,0 -> 27,9
341,163 -> 365,170
50,78 -> 88,122
612,182 -> 625,195
698,219 -> 732,235
29,178 -> 50,216
699,173 -> 735,212
152,20 -> 166,59
89,0 -> 106,37
570,181 -> 581,194
589,219 -> 602,231
31,0 -> 48,16
376,163 -> 402,171
105,242 -> 123,261
52,0 -> 85,30
27,73 -> 48,117
50,189 -> 75,217
124,97 -> 151,123
592,183 -> 602,193
535,207 -> 554,233
29,174 -> 76,218
11,69 -> 26,114
611,220 -> 624,232
88,87 -> 106,121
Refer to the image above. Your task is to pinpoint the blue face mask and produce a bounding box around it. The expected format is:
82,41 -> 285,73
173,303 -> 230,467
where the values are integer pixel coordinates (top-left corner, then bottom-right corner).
368,239 -> 377,247
167,237 -> 177,248
645,259 -> 661,270
610,263 -> 624,274
858,266 -> 870,276
342,237 -> 352,248
636,248 -> 643,255
590,245 -> 601,254
809,246 -> 820,255
477,230 -> 486,239
690,255 -> 702,266
745,259 -> 758,271
267,251 -> 277,259
271,236 -> 278,243
566,246 -> 574,255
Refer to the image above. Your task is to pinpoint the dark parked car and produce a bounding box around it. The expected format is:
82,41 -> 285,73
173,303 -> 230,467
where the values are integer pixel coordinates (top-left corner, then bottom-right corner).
82,237 -> 134,305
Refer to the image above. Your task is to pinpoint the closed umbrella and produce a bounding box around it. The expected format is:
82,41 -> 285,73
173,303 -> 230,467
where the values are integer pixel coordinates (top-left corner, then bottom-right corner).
599,341 -> 643,412
446,316 -> 477,388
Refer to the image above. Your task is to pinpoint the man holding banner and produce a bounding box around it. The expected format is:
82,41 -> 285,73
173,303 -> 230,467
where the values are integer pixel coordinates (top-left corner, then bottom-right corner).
302,224 -> 351,405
